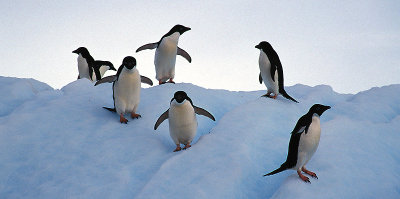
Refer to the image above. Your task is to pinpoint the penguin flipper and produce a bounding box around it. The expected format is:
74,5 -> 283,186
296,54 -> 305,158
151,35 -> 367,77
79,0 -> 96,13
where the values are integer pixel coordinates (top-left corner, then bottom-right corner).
264,163 -> 288,176
136,43 -> 158,52
194,106 -> 215,121
259,73 -> 262,84
95,75 -> 117,86
154,109 -> 169,130
177,47 -> 192,63
140,75 -> 153,86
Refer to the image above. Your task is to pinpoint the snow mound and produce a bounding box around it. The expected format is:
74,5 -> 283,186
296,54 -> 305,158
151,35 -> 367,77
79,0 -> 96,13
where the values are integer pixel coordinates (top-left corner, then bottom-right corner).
0,76 -> 399,198
0,77 -> 53,117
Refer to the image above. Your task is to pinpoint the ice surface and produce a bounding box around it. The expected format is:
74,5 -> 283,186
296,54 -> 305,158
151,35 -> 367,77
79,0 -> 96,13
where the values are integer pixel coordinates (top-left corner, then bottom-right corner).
0,77 -> 399,198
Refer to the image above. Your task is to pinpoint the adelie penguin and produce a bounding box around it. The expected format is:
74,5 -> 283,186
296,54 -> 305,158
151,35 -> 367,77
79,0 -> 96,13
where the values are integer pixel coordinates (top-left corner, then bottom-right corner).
95,56 -> 153,123
136,24 -> 192,85
72,47 -> 116,82
264,104 -> 331,183
154,91 -> 215,152
255,41 -> 298,103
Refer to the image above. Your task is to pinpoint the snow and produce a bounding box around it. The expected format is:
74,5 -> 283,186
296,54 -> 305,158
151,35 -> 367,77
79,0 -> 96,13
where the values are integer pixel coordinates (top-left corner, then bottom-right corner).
0,76 -> 399,198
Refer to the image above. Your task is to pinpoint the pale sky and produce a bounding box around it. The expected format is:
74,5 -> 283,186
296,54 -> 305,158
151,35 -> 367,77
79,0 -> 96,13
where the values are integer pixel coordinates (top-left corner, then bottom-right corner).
1,0 -> 399,93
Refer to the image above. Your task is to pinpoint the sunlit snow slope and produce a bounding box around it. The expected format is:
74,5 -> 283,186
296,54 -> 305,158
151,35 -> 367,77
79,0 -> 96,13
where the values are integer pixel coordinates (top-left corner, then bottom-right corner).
0,76 -> 399,198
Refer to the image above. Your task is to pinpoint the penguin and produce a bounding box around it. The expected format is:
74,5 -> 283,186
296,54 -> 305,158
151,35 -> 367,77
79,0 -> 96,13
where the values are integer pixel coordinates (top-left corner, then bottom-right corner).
136,24 -> 192,85
72,47 -> 116,81
92,60 -> 116,81
95,56 -> 153,123
264,104 -> 331,183
255,41 -> 298,103
154,91 -> 215,152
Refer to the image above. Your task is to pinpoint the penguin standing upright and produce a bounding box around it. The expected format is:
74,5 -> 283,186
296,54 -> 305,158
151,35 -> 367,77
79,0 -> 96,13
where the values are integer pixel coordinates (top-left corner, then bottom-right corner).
255,41 -> 298,103
154,91 -> 215,152
72,47 -> 116,81
264,104 -> 330,183
95,56 -> 153,123
136,25 -> 192,85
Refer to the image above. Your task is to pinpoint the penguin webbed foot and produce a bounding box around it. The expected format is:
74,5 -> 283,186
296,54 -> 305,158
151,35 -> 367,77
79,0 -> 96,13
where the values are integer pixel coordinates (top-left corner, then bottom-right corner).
297,170 -> 311,183
261,92 -> 277,99
158,80 -> 175,85
173,145 -> 182,152
183,143 -> 191,150
131,112 -> 141,119
120,114 -> 128,124
168,78 -> 175,84
302,167 -> 318,179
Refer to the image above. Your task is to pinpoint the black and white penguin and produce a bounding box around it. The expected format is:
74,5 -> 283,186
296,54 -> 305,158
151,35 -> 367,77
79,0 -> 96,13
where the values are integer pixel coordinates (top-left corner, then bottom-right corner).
264,104 -> 331,183
92,60 -> 116,81
72,47 -> 116,81
154,91 -> 215,152
136,24 -> 192,85
255,41 -> 298,103
95,56 -> 153,123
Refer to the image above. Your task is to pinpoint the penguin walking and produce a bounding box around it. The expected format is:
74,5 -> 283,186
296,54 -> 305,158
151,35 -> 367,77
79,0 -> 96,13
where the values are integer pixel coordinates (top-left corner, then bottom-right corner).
264,104 -> 330,183
154,91 -> 215,152
255,41 -> 298,103
72,47 -> 116,81
136,24 -> 192,85
95,56 -> 153,123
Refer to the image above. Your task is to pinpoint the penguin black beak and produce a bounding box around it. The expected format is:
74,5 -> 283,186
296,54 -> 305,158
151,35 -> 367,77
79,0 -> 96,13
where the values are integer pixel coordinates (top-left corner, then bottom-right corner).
325,106 -> 331,110
72,49 -> 78,54
183,27 -> 191,33
110,66 -> 116,71
255,44 -> 260,49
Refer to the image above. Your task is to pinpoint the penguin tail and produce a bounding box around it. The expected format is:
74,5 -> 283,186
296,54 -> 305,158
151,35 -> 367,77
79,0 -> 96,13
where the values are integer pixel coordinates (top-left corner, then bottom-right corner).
264,164 -> 288,176
280,89 -> 299,103
103,107 -> 116,112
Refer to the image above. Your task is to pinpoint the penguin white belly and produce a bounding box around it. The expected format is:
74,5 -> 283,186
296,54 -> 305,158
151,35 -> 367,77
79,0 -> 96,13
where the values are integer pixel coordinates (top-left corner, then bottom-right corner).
295,115 -> 321,169
168,101 -> 197,145
77,55 -> 90,80
259,51 -> 279,94
99,65 -> 109,78
91,65 -> 109,81
114,68 -> 141,115
91,72 -> 97,82
154,33 -> 180,82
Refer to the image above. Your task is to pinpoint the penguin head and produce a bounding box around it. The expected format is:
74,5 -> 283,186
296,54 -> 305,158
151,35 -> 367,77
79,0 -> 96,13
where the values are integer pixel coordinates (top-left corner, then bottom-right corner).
107,62 -> 116,71
309,104 -> 331,116
255,41 -> 273,53
170,24 -> 191,35
72,47 -> 89,55
122,56 -> 137,70
173,91 -> 189,104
